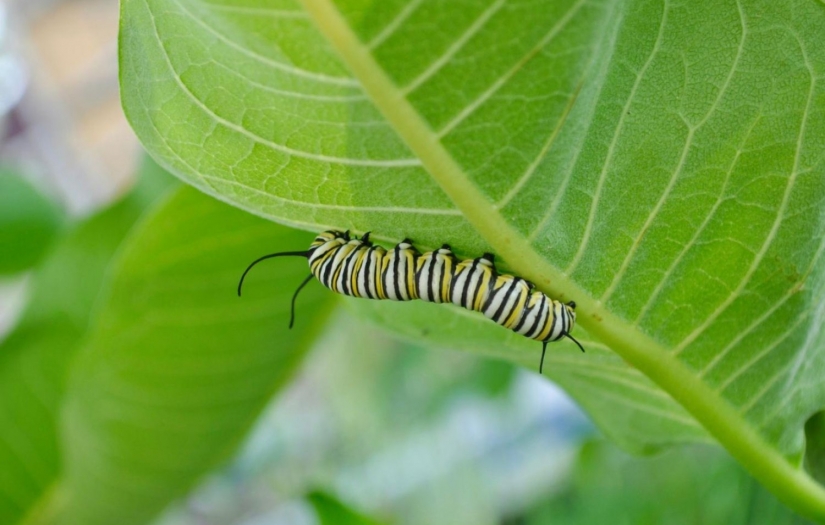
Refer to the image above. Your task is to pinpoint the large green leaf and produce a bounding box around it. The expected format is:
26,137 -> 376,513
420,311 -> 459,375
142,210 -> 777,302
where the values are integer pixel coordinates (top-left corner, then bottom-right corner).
119,0 -> 825,518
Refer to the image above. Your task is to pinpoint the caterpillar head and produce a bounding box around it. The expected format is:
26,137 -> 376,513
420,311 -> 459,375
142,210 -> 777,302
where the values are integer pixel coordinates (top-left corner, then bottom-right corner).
311,230 -> 346,248
562,301 -> 584,353
564,300 -> 577,325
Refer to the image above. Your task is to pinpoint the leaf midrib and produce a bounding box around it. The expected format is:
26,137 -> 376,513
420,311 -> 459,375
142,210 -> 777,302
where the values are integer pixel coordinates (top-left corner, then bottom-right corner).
296,0 -> 825,519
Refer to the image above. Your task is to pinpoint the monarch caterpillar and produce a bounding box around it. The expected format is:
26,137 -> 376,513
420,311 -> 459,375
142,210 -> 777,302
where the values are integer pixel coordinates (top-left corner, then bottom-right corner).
238,230 -> 584,373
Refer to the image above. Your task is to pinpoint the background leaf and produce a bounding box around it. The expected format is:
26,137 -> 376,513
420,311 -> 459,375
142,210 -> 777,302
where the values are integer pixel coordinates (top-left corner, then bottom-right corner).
526,440 -> 811,525
0,169 -> 65,275
119,0 -> 825,517
0,159 -> 176,525
56,186 -> 334,525
308,491 -> 388,525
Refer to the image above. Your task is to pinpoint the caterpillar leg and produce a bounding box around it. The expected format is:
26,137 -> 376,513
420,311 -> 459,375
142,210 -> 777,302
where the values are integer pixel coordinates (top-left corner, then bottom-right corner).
540,341 -> 548,374
565,333 -> 586,353
289,274 -> 315,329
539,335 -> 583,374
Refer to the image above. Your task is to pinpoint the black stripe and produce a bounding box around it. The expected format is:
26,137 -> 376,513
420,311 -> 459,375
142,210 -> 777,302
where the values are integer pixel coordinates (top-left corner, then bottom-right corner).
418,255 -> 427,301
472,268 -> 492,311
511,294 -> 532,332
339,248 -> 357,296
383,251 -> 395,298
430,256 -> 441,302
502,281 -> 525,325
461,260 -> 479,308
465,269 -> 480,309
339,249 -> 352,295
320,247 -> 338,287
343,247 -> 361,294
393,246 -> 402,299
405,251 -> 415,299
526,295 -> 547,338
448,265 -> 461,303
427,252 -> 438,303
491,279 -> 518,322
370,250 -> 381,298
362,248 -> 373,299
441,257 -> 453,302
414,254 -> 426,301
337,250 -> 349,294
381,250 -> 391,297
317,251 -> 333,287
562,307 -> 570,335
429,254 -> 438,301
546,303 -> 558,341
359,248 -> 372,298
375,252 -> 384,298
481,284 -> 500,315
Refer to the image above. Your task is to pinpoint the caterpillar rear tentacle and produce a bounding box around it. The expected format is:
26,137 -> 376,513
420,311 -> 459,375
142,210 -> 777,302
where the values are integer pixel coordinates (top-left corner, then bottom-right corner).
239,230 -> 584,373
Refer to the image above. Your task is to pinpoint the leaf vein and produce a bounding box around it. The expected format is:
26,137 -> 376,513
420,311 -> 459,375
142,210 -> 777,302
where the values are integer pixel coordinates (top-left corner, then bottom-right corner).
564,0 -> 669,275
400,0 -> 508,95
599,0 -> 748,303
435,0 -> 589,139
175,0 -> 359,87
147,0 -> 422,167
526,2 -> 624,242
367,0 -> 427,50
672,29 -> 817,355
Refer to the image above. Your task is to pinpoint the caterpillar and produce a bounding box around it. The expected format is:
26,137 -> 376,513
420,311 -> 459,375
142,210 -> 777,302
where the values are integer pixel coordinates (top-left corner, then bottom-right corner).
238,230 -> 584,373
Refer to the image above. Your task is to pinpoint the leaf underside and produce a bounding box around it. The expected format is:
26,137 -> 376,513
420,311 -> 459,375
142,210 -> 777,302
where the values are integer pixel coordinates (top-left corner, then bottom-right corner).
119,0 -> 825,516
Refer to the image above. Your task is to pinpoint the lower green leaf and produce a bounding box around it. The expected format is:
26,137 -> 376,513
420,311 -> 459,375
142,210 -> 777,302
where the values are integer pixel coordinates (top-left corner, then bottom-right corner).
308,490 -> 387,525
55,187 -> 334,525
0,159 -> 176,525
348,298 -> 709,454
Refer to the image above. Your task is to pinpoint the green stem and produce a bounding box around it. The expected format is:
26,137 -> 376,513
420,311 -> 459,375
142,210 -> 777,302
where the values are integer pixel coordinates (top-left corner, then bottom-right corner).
299,0 -> 825,521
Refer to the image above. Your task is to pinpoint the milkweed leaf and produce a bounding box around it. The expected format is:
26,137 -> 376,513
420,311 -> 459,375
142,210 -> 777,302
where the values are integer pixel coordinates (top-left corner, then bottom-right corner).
120,0 -> 825,518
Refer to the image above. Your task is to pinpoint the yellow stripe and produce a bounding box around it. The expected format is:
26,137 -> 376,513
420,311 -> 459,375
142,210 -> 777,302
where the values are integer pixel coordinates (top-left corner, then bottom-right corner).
441,257 -> 454,302
376,254 -> 389,299
536,303 -> 555,341
310,249 -> 336,281
405,250 -> 418,299
350,248 -> 367,298
473,269 -> 494,311
330,244 -> 356,293
503,288 -> 528,328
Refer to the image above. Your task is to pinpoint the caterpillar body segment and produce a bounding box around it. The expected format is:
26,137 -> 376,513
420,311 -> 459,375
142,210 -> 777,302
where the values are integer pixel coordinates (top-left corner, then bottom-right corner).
382,239 -> 419,301
415,245 -> 456,303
